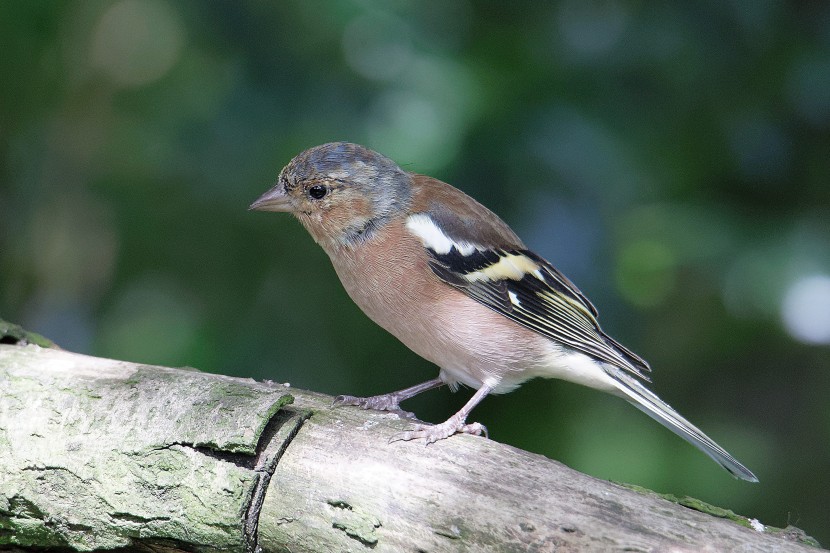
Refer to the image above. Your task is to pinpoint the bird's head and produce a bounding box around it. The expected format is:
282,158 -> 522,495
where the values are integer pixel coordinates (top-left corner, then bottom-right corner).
250,142 -> 412,249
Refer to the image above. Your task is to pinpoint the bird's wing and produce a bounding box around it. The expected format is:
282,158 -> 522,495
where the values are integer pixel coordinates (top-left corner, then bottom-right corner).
406,211 -> 650,379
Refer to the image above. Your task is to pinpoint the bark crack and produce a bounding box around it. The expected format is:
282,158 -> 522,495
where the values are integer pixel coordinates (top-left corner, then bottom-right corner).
150,442 -> 258,470
242,406 -> 312,553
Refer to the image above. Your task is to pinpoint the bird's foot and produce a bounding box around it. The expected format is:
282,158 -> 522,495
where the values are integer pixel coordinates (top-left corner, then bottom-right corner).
389,414 -> 488,445
332,393 -> 417,419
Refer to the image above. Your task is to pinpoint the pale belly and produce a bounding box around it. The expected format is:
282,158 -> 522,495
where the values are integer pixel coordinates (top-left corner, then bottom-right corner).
328,244 -> 591,394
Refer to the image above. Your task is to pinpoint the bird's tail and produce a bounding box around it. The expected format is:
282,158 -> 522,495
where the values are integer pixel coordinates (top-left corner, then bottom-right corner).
605,366 -> 758,482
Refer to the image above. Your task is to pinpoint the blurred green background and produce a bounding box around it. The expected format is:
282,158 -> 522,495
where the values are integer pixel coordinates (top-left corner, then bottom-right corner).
1,0 -> 829,544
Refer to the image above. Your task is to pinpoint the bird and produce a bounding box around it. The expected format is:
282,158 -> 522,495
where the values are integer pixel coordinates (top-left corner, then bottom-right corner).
249,141 -> 758,482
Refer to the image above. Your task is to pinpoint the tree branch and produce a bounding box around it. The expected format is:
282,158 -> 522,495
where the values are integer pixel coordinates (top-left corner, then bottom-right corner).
0,343 -> 821,552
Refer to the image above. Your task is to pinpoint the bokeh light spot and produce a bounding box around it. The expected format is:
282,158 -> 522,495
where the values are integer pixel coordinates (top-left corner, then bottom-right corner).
366,90 -> 460,173
342,11 -> 413,81
616,239 -> 676,308
90,0 -> 184,88
556,0 -> 630,60
786,52 -> 830,128
781,274 -> 830,345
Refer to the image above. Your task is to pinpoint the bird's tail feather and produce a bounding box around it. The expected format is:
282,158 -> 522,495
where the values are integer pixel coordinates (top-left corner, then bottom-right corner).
606,367 -> 758,482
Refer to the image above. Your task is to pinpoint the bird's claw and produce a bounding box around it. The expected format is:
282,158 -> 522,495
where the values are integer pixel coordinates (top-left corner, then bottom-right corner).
332,394 -> 417,419
389,419 -> 488,445
332,393 -> 400,411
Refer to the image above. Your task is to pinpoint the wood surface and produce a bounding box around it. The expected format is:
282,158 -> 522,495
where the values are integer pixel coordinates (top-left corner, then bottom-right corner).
0,344 -> 821,552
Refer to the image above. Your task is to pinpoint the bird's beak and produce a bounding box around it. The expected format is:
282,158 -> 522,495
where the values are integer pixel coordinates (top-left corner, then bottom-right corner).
249,184 -> 294,212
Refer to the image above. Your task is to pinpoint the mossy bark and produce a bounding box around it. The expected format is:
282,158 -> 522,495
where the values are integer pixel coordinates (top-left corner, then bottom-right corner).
0,344 -> 295,551
0,344 -> 822,552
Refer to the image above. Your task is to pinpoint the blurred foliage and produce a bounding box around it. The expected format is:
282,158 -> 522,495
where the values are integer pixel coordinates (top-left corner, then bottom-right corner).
1,0 -> 829,544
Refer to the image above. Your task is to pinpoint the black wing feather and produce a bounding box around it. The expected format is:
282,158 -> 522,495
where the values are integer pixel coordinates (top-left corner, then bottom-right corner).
427,245 -> 651,380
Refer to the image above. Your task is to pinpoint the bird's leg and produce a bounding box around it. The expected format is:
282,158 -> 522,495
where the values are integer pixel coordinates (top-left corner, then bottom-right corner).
333,377 -> 445,419
390,384 -> 493,444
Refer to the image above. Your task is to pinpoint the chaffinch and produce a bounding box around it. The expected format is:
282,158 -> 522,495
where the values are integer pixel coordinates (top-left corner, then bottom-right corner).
250,142 -> 757,482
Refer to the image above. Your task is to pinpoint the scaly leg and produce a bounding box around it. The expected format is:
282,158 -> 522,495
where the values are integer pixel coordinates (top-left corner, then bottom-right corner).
390,384 -> 493,444
333,377 -> 445,419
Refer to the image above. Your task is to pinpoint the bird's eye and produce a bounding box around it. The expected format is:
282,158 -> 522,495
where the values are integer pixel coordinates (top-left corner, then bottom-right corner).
308,184 -> 328,200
